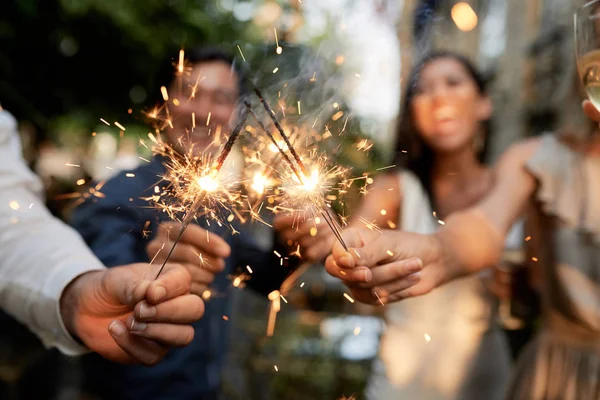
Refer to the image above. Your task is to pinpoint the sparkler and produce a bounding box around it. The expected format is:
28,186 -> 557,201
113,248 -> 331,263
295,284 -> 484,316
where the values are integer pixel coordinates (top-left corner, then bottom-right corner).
249,89 -> 349,251
153,108 -> 250,279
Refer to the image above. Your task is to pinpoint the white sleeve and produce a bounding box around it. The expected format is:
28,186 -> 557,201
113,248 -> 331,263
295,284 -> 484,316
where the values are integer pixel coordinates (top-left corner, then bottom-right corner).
0,110 -> 105,356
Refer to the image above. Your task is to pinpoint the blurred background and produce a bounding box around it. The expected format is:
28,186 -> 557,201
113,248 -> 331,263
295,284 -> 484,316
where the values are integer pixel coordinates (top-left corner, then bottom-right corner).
0,0 -> 588,399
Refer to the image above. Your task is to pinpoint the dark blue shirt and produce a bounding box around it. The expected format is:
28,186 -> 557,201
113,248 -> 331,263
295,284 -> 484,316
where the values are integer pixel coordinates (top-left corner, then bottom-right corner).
71,156 -> 293,400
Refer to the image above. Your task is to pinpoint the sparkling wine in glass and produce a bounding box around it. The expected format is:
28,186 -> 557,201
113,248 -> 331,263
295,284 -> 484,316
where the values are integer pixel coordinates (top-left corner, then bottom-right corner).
576,0 -> 600,110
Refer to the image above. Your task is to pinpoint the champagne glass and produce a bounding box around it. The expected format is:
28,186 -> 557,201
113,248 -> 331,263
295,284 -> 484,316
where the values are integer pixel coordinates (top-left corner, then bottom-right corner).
575,0 -> 600,110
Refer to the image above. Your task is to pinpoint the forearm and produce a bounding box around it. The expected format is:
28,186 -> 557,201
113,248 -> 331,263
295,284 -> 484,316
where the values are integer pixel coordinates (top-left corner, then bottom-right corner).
0,188 -> 105,355
433,208 -> 504,283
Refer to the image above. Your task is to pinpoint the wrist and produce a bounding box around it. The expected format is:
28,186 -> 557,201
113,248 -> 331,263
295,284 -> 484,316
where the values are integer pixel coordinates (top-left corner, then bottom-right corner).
59,271 -> 103,342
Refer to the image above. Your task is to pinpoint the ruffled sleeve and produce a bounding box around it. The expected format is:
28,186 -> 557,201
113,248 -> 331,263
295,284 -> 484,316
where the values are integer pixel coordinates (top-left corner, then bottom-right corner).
525,133 -> 600,244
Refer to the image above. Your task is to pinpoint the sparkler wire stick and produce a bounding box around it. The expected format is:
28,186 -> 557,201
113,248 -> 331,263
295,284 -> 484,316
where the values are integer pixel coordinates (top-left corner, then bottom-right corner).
154,109 -> 250,279
250,89 -> 349,251
253,87 -> 309,176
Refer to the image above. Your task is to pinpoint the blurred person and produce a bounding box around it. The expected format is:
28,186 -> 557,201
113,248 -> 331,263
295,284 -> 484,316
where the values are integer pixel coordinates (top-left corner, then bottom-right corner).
71,47 -> 299,400
0,108 -> 204,365
279,52 -> 516,399
325,98 -> 600,399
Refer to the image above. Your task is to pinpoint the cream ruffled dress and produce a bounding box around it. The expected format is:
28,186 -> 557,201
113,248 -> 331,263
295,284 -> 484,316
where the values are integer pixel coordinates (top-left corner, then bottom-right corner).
506,134 -> 600,399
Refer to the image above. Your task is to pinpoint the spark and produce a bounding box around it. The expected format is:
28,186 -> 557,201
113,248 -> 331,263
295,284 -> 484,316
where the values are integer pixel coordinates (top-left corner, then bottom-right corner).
126,173 -> 135,178
246,265 -> 253,274
343,293 -> 355,303
297,101 -> 301,115
160,86 -> 169,101
192,112 -> 196,129
386,250 -> 394,257
274,365 -> 279,372
354,326 -> 361,335
374,291 -> 385,306
274,28 -> 282,54
525,236 -> 531,241
438,220 -> 445,225
532,257 -> 538,262
272,67 -> 279,74
206,112 -> 211,126
424,333 -> 432,342
332,111 -> 344,121
76,179 -> 86,186
380,209 -> 387,215
65,162 -> 80,167
236,45 -> 246,62
9,201 -> 19,210
376,164 -> 396,171
139,157 -> 150,163
100,118 -> 110,126
300,282 -> 305,287
222,316 -> 229,321
177,49 -> 185,74
114,121 -> 126,131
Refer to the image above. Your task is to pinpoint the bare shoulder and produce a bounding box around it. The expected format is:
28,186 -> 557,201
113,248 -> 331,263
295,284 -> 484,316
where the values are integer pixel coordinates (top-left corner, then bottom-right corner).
496,137 -> 543,170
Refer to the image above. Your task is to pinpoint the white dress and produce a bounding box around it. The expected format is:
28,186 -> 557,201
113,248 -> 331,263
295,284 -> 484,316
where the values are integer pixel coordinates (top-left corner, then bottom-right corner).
366,171 -> 513,400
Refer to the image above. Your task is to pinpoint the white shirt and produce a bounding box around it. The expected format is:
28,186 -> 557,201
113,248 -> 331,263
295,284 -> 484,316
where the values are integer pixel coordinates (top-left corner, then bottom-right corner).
0,109 -> 105,355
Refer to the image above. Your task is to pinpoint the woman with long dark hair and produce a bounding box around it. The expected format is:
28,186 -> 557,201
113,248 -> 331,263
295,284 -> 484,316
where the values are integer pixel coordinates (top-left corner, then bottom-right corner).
354,51 -> 515,399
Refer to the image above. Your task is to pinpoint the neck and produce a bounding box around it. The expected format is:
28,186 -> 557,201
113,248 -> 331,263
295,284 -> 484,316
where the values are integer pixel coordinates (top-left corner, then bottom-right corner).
433,148 -> 485,184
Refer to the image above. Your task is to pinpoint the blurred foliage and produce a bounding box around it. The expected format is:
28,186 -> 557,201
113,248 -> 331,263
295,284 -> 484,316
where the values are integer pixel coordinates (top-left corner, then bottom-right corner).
0,0 -> 260,143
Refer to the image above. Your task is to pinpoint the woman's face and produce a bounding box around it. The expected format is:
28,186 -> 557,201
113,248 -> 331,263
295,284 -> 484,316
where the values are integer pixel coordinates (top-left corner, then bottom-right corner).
410,57 -> 491,155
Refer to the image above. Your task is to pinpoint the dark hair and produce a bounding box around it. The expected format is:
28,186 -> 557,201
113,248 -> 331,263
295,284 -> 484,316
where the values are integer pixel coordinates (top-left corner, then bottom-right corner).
394,50 -> 491,208
184,46 -> 248,97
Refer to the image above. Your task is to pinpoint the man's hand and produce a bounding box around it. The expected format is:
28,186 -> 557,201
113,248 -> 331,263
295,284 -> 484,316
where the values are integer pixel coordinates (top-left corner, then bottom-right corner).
146,222 -> 231,295
325,228 -> 446,305
274,214 -> 335,263
60,263 -> 204,366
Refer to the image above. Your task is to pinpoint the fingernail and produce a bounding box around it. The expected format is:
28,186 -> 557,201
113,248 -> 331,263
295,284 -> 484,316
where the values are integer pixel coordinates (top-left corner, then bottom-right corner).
109,321 -> 126,337
130,320 -> 147,332
339,256 -> 352,267
407,258 -> 423,273
140,303 -> 157,319
362,269 -> 372,282
408,271 -> 422,283
153,286 -> 166,301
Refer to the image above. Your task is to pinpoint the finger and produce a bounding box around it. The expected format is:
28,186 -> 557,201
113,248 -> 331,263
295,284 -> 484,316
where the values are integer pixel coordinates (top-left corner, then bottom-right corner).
379,279 -> 435,304
146,264 -> 192,304
325,255 -> 372,283
126,315 -> 195,347
178,224 -> 231,258
108,320 -> 168,366
331,228 -> 382,268
150,242 -> 207,266
134,295 -> 205,324
582,99 -> 600,122
303,238 -> 334,262
187,266 -> 218,287
372,271 -> 422,298
273,214 -> 296,231
361,258 -> 423,288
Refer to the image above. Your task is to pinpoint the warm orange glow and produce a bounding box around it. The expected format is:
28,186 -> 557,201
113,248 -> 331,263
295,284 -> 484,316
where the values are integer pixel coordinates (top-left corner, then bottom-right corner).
451,2 -> 478,32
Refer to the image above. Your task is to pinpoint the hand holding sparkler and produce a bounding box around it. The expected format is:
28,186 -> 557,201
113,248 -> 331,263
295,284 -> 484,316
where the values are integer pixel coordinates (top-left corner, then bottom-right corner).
273,214 -> 336,262
325,227 -> 426,305
147,222 -> 231,296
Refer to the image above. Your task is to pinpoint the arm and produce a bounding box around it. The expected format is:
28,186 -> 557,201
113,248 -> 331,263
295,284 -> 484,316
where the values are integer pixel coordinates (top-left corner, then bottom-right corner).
326,139 -> 540,304
0,110 -> 104,355
0,111 -> 204,364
